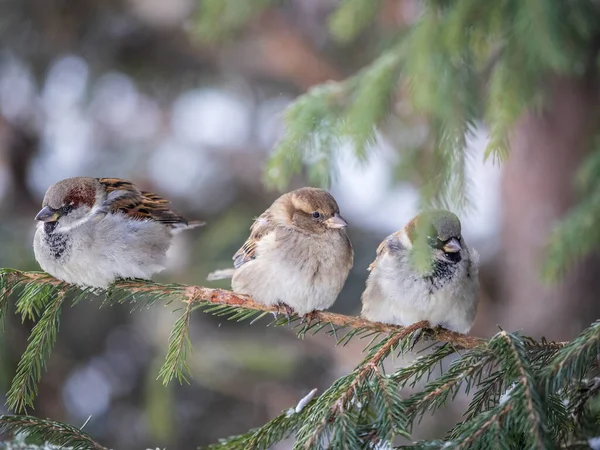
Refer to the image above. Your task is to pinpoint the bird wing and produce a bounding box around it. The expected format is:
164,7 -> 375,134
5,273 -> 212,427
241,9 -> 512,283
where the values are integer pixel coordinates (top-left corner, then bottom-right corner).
97,178 -> 197,228
233,211 -> 276,269
368,231 -> 404,271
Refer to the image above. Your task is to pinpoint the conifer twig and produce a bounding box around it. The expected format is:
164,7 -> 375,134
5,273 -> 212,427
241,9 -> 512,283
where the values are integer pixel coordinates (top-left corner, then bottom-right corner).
454,402 -> 513,449
332,322 -> 426,414
2,270 -> 486,349
302,324 -> 422,449
0,414 -> 109,450
1,270 -> 565,353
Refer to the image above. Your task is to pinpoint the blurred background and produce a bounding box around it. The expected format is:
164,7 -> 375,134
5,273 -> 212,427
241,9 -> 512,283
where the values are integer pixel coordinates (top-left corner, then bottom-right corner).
0,0 -> 599,448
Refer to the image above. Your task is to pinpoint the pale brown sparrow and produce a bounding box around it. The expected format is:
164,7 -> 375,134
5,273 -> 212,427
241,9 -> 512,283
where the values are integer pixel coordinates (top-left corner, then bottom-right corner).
209,187 -> 354,316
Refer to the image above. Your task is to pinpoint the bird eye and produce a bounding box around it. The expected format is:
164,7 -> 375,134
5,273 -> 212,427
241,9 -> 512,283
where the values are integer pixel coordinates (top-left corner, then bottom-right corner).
312,211 -> 321,219
427,236 -> 440,248
62,204 -> 73,214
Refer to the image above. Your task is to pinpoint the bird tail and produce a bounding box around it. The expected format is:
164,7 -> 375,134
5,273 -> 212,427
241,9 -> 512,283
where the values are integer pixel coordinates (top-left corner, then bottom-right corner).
186,220 -> 206,229
172,220 -> 206,234
207,268 -> 236,281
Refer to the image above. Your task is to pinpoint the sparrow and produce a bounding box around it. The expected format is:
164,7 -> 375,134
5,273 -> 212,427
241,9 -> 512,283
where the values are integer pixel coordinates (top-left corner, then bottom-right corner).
33,177 -> 203,288
361,210 -> 479,334
208,187 -> 354,316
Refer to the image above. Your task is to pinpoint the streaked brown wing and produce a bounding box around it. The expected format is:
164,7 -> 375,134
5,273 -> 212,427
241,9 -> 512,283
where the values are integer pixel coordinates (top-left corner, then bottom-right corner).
98,178 -> 189,227
233,211 -> 275,269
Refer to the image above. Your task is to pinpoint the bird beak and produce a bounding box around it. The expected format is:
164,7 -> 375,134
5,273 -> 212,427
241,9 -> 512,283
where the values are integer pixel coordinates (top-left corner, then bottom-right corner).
443,237 -> 461,253
325,213 -> 348,229
35,206 -> 59,222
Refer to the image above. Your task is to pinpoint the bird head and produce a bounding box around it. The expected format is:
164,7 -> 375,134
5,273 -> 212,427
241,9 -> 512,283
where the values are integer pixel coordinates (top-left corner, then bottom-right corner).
35,177 -> 101,233
405,209 -> 464,273
272,187 -> 348,235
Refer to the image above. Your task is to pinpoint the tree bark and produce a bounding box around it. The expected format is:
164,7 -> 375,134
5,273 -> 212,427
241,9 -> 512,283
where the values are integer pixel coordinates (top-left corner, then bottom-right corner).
498,75 -> 600,340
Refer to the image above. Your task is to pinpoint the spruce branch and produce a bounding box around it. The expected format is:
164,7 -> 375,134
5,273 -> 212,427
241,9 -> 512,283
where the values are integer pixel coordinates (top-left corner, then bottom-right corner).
157,292 -> 196,385
296,325 -> 423,449
0,269 -> 486,349
0,268 -> 569,419
447,400 -> 514,450
488,331 -> 551,449
344,48 -> 403,159
0,269 -> 15,329
15,283 -> 56,323
328,0 -> 382,44
541,135 -> 600,287
206,389 -> 320,450
544,320 -> 600,392
571,377 -> 600,422
6,291 -> 64,413
0,415 -> 109,450
194,0 -> 275,42
371,369 -> 406,445
402,345 -> 498,424
463,369 -> 505,421
1,268 -> 591,448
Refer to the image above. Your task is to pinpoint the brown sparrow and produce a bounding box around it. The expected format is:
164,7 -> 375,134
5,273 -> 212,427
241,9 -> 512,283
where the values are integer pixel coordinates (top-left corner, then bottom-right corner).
209,187 -> 354,316
33,177 -> 203,288
361,210 -> 479,333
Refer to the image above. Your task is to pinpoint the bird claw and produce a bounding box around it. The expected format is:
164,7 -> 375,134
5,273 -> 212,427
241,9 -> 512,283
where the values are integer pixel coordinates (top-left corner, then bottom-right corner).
400,320 -> 430,352
274,302 -> 295,325
409,328 -> 424,352
301,310 -> 320,328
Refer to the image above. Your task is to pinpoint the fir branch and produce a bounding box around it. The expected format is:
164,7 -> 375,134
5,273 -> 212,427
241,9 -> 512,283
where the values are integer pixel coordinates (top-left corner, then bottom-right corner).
296,325 -> 423,449
0,269 -> 486,350
541,126 -> 600,287
463,369 -> 505,421
6,292 -> 64,413
389,343 -> 459,386
544,320 -> 600,392
542,181 -> 600,283
265,80 -> 351,190
489,331 -> 551,449
448,400 -> 514,449
157,291 -> 196,385
576,146 -> 600,194
0,415 -> 109,450
545,393 -> 572,445
0,268 -> 568,424
344,48 -> 403,159
370,369 -> 407,445
15,283 -> 57,323
0,269 -> 16,329
205,405 -> 312,450
402,345 -> 498,424
194,0 -> 275,42
265,44 -> 403,189
328,0 -> 382,44
571,377 -> 600,422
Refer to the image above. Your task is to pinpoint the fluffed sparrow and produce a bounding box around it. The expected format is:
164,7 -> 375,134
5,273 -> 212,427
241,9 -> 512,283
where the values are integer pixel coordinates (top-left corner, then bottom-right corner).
361,210 -> 479,334
209,187 -> 353,316
33,177 -> 203,288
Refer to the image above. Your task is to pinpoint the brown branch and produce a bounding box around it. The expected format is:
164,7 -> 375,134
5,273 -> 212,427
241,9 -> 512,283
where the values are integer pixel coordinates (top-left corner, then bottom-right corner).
1,270 -> 555,352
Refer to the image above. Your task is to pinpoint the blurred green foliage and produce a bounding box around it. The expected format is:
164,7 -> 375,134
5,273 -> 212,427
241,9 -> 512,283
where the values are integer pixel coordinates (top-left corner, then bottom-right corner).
194,0 -> 600,282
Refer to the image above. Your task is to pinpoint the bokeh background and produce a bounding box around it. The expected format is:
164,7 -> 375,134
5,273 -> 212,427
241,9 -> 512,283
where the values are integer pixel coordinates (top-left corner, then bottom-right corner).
0,1 -> 599,449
